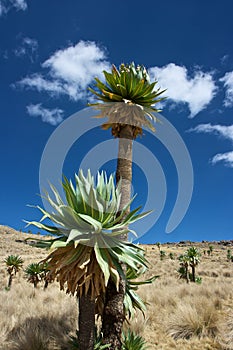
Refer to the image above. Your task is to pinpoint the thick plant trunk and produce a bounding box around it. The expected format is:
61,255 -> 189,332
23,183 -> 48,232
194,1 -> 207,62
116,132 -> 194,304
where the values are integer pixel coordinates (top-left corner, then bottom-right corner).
33,278 -> 38,288
101,277 -> 126,349
78,293 -> 95,350
102,124 -> 134,349
185,265 -> 189,284
116,127 -> 133,211
44,280 -> 49,290
8,274 -> 13,289
191,265 -> 195,282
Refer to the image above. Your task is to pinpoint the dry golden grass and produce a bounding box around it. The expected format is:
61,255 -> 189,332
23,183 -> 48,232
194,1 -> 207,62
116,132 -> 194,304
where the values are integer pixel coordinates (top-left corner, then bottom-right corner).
0,225 -> 233,349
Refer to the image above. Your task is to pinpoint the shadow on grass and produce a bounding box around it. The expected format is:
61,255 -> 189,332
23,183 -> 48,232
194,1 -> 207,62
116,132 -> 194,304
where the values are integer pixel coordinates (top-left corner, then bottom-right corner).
5,315 -> 74,350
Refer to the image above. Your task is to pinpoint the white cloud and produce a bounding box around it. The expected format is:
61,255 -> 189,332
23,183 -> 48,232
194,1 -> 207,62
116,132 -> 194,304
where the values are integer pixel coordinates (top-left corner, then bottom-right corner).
190,123 -> 233,142
149,63 -> 217,118
27,104 -> 64,126
220,71 -> 233,107
13,0 -> 27,11
19,74 -> 64,95
0,0 -> 27,16
42,40 -> 109,87
0,2 -> 6,16
221,55 -> 229,65
18,41 -> 110,101
190,123 -> 233,168
211,151 -> 233,168
14,37 -> 38,61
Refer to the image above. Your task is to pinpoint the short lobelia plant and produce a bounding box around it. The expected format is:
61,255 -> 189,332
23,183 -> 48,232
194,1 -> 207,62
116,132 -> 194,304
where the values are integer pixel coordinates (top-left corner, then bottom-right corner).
227,249 -> 233,262
178,247 -> 201,283
209,245 -> 213,254
178,254 -> 190,283
25,169 -> 151,350
187,247 -> 201,282
39,262 -> 52,289
169,252 -> 175,260
122,330 -> 149,350
24,262 -> 43,288
4,255 -> 24,289
155,242 -> 161,252
160,250 -> 166,261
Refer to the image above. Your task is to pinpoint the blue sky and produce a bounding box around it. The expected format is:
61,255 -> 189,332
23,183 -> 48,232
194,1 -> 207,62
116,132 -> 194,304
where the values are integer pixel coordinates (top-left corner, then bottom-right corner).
0,0 -> 233,243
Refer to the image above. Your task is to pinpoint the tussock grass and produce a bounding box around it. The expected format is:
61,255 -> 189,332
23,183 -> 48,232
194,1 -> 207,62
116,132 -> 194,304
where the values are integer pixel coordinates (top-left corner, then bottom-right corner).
0,279 -> 77,350
165,299 -> 219,339
0,227 -> 233,349
219,308 -> 233,350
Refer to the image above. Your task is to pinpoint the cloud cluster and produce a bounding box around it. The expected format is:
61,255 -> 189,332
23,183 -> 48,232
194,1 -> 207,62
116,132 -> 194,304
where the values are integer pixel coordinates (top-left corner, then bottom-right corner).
0,0 -> 27,16
19,46 -> 218,118
14,37 -> 38,61
190,123 -> 233,167
190,123 -> 233,141
16,40 -> 233,168
19,41 -> 110,101
149,63 -> 217,118
220,71 -> 233,107
212,152 -> 233,168
27,104 -> 64,126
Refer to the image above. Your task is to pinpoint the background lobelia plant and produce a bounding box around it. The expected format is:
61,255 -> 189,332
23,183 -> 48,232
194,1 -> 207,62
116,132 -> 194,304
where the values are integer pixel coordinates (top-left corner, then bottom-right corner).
24,262 -> 51,289
186,247 -> 201,282
178,254 -> 190,283
89,62 -> 166,349
26,169 -> 151,350
4,255 -> 24,289
178,247 -> 201,283
25,262 -> 42,288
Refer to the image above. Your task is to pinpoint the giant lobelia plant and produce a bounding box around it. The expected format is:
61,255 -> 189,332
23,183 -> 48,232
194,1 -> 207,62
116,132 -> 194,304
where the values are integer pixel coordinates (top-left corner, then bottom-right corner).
26,169 -> 150,350
89,62 -> 166,348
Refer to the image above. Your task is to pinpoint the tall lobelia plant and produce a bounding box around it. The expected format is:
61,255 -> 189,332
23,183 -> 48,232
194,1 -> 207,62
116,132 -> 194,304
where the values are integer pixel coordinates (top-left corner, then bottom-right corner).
26,170 -> 150,350
89,62 -> 166,348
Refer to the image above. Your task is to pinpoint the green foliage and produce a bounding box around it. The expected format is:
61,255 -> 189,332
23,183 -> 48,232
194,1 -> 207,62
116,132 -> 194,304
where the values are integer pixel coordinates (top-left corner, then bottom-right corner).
186,247 -> 201,267
160,250 -> 166,260
89,62 -> 165,111
195,276 -> 202,284
177,266 -> 187,279
26,170 -> 151,300
209,245 -> 213,253
5,255 -> 24,273
69,329 -> 110,349
4,255 -> 24,288
227,249 -> 233,262
89,63 -> 166,137
178,254 -> 190,282
25,262 -> 42,275
70,329 -> 149,350
169,252 -> 175,260
25,263 -> 43,288
122,330 -> 149,350
178,248 -> 201,283
207,245 -> 213,256
124,253 -> 159,319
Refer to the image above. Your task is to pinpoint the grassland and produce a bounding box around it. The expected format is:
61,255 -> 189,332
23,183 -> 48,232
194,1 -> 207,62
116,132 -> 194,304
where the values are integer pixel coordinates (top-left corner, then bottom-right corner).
0,225 -> 232,349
